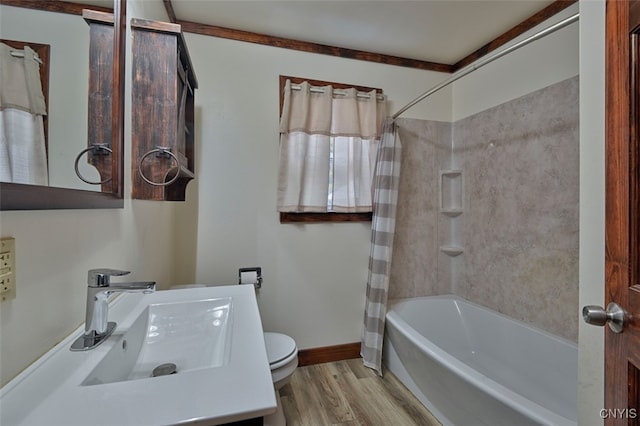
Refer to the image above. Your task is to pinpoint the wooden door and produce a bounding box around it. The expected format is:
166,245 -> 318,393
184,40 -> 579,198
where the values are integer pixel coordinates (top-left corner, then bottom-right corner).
605,0 -> 640,423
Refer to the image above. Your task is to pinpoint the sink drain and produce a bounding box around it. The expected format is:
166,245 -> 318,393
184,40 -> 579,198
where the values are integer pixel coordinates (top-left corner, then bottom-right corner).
152,363 -> 177,377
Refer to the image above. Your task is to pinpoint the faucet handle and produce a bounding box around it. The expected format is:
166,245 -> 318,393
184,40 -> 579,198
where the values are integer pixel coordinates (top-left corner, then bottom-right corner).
88,268 -> 130,287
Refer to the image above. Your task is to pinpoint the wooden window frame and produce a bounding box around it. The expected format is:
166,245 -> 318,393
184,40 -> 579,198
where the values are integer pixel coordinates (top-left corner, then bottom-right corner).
278,75 -> 381,223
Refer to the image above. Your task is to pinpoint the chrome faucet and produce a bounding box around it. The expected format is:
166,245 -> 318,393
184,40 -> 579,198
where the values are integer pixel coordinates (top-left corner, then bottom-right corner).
70,268 -> 156,351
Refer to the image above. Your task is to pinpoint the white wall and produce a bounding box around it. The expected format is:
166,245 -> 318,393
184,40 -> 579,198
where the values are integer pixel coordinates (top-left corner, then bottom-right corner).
185,32 -> 451,350
452,3 -> 579,121
0,0 -> 176,387
578,1 -> 605,424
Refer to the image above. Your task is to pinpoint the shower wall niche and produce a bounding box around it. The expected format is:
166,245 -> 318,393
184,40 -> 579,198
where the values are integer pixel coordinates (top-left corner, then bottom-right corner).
390,76 -> 579,342
439,170 -> 463,217
439,169 -> 463,257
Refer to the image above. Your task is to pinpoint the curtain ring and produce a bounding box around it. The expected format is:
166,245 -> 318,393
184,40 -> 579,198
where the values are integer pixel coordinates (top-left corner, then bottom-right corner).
138,147 -> 181,186
74,144 -> 113,185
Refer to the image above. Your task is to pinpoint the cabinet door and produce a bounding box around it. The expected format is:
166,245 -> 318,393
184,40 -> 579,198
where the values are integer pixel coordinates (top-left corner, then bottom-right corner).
131,19 -> 197,201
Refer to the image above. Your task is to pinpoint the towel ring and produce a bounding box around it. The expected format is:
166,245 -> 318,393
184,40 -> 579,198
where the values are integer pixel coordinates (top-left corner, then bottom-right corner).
138,147 -> 181,187
74,144 -> 113,185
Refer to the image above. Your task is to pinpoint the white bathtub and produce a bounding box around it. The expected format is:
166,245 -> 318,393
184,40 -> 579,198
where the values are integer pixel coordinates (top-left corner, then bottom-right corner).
383,295 -> 577,426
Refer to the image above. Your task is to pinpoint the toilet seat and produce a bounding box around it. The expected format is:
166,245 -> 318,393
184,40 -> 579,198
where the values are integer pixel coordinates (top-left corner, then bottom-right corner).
264,332 -> 297,370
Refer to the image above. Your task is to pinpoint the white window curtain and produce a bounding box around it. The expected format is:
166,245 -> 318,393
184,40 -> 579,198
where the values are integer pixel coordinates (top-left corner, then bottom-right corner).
277,79 -> 386,212
0,43 -> 48,186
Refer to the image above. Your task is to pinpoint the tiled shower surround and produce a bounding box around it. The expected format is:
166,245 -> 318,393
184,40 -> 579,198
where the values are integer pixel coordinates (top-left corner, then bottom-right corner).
389,76 -> 579,341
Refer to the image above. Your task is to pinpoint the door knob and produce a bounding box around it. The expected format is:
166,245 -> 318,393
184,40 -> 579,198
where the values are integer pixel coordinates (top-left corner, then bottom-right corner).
582,302 -> 626,333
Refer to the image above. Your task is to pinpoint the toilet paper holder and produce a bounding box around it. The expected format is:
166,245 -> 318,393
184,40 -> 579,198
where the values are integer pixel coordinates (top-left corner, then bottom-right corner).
239,267 -> 262,289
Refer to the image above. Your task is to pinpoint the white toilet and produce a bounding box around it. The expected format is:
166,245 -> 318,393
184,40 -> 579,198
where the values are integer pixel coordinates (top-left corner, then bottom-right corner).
263,332 -> 298,426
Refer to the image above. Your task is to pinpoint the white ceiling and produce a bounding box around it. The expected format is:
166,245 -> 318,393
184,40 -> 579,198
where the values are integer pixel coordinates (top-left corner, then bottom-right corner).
68,0 -> 558,65
169,0 -> 557,65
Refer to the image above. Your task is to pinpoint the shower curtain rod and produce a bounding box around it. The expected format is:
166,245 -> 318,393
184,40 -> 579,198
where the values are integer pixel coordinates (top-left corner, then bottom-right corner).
392,12 -> 579,119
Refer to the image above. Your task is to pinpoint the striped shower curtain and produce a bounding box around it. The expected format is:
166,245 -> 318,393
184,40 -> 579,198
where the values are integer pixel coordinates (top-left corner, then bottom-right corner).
361,118 -> 401,375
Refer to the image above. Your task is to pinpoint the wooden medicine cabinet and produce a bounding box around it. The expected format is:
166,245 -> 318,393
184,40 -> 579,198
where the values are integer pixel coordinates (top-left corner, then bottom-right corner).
131,18 -> 198,201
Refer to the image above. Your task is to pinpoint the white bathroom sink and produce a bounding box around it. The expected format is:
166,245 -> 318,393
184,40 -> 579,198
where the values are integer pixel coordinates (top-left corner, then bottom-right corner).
0,285 -> 276,426
82,297 -> 232,385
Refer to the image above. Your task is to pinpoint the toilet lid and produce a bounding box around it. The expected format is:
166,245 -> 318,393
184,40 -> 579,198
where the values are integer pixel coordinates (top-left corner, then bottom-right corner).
264,332 -> 297,366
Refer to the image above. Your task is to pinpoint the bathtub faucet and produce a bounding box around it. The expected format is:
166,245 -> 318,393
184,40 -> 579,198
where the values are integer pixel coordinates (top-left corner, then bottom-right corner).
70,268 -> 156,351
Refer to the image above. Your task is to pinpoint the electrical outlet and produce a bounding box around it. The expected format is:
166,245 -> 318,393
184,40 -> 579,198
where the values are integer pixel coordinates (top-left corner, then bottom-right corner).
0,237 -> 15,301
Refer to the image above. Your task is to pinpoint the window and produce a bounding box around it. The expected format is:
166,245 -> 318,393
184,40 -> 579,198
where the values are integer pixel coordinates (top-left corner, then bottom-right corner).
277,76 -> 386,223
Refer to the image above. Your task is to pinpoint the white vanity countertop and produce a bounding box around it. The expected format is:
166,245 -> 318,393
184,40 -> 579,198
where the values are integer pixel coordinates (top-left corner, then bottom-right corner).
0,285 -> 277,426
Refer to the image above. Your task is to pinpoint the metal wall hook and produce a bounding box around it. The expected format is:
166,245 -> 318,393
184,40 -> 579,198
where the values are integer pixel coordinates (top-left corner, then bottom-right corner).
74,143 -> 113,185
138,146 -> 181,186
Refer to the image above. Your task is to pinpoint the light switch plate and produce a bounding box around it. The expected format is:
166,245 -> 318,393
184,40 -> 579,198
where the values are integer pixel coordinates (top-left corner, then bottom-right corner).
1,237 -> 16,301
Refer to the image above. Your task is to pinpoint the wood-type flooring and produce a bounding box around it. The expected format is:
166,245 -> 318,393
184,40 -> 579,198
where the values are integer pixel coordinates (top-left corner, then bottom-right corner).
279,359 -> 442,426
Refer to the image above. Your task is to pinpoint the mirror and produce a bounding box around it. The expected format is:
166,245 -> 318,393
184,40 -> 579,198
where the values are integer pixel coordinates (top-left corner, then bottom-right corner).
0,0 -> 124,210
